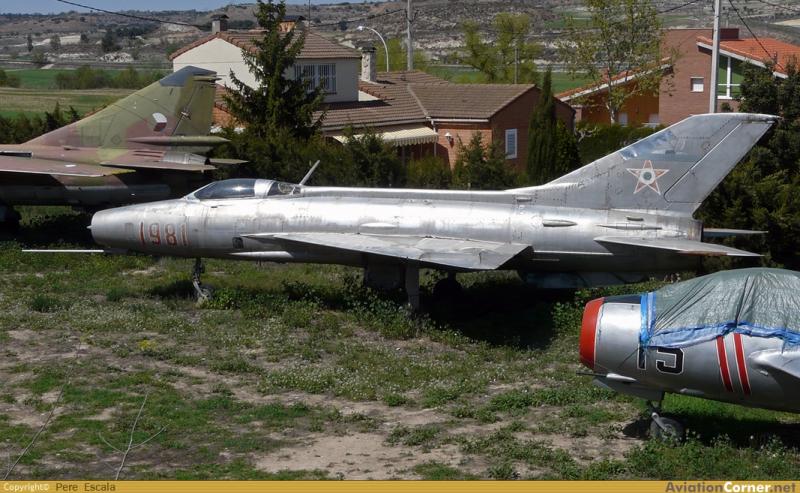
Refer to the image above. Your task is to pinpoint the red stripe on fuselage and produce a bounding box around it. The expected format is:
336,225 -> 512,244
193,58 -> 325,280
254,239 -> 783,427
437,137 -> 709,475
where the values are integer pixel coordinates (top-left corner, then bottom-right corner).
733,333 -> 752,396
716,336 -> 734,392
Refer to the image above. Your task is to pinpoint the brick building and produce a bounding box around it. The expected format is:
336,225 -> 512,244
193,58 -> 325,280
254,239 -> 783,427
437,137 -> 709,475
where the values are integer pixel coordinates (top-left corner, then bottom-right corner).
172,24 -> 574,170
558,28 -> 800,126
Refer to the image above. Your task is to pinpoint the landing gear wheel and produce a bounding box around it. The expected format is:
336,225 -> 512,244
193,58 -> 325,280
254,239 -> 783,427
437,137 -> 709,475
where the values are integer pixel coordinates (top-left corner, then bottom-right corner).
192,258 -> 213,303
649,415 -> 685,441
433,275 -> 463,300
0,207 -> 21,234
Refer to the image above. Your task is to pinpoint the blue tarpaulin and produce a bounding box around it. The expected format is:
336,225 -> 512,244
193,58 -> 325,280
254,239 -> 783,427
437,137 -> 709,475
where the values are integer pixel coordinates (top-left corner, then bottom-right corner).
639,268 -> 800,348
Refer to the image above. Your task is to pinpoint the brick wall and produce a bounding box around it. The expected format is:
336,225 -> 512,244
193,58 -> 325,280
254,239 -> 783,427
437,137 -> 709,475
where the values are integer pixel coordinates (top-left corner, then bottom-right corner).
659,29 -> 713,125
491,89 -> 576,171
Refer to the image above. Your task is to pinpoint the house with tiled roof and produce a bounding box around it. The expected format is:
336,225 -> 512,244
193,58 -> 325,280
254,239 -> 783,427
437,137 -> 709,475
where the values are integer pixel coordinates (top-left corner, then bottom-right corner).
557,28 -> 800,126
170,22 -> 362,103
173,21 -> 574,169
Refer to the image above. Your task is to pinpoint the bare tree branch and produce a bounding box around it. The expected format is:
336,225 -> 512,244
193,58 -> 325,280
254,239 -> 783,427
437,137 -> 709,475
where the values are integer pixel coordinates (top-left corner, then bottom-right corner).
97,393 -> 166,480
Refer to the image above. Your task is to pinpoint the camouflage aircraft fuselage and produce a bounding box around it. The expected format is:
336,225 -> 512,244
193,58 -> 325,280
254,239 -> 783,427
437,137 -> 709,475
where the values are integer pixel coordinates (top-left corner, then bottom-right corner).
0,67 -> 222,219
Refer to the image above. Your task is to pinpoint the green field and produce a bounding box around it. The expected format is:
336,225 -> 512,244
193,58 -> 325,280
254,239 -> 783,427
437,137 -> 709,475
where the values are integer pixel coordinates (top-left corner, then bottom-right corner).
427,66 -> 592,94
0,87 -> 133,119
0,208 -> 797,479
6,68 -> 128,90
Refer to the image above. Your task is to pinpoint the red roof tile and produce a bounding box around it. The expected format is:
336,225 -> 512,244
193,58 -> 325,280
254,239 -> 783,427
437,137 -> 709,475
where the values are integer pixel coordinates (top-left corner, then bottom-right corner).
697,35 -> 800,75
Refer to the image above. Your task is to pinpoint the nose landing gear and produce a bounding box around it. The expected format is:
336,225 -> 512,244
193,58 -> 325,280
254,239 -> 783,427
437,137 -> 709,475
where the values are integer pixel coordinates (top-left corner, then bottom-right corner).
648,401 -> 685,441
192,258 -> 213,302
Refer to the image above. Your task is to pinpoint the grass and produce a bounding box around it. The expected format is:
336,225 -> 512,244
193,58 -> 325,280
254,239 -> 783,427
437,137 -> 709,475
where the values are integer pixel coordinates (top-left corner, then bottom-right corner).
0,207 -> 798,479
427,66 -> 593,93
7,68 -> 125,90
0,87 -> 132,119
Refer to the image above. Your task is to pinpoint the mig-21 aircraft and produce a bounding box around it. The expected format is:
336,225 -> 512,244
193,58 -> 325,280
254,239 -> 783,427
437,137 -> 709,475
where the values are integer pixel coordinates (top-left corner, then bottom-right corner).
580,268 -> 800,439
0,66 -> 241,231
86,112 -> 775,308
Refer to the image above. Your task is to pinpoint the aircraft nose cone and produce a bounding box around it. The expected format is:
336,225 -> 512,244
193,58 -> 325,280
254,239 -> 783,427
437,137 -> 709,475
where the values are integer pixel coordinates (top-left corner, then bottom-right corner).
91,207 -> 136,249
579,297 -> 604,371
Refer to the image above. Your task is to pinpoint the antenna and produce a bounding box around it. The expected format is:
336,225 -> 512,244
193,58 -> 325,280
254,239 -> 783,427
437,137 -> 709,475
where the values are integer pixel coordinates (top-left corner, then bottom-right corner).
299,160 -> 321,186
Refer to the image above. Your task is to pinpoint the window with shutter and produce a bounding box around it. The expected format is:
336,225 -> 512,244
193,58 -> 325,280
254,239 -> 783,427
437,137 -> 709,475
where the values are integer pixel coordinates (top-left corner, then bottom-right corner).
505,128 -> 518,159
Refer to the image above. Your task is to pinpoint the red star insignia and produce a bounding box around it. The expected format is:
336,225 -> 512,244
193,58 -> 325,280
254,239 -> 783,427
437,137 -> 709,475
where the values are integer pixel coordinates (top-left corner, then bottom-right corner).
626,160 -> 669,195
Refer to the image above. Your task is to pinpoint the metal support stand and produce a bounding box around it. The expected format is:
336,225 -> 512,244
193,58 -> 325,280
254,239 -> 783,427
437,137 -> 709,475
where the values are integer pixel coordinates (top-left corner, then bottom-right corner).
192,258 -> 212,302
405,262 -> 420,311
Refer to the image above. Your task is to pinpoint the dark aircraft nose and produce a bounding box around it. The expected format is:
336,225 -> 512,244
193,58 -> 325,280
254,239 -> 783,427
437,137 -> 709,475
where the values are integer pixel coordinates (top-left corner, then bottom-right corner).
579,297 -> 604,370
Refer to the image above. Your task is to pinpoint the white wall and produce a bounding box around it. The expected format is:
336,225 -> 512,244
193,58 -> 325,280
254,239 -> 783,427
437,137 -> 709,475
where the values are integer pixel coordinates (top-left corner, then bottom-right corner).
294,58 -> 358,103
172,38 -> 359,103
173,38 -> 255,89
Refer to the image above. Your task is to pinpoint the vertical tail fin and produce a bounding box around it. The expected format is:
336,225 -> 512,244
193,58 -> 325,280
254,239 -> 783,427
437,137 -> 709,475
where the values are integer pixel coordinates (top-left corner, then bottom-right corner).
511,113 -> 777,214
27,66 -> 218,150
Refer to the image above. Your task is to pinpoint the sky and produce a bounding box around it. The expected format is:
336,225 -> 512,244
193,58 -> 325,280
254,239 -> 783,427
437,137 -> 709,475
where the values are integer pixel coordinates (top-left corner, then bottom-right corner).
2,0 -> 370,15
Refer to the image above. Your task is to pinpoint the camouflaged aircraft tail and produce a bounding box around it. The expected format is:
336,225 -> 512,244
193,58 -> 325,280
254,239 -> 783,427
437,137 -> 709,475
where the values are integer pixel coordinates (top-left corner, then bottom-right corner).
510,113 -> 777,214
26,66 -> 218,150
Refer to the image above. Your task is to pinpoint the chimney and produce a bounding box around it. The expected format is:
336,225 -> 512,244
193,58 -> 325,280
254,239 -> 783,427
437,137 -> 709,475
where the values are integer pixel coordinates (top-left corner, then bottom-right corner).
212,14 -> 229,34
361,44 -> 376,83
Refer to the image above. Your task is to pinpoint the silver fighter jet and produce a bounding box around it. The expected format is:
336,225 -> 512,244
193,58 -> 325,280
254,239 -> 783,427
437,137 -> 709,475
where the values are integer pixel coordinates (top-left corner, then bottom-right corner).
88,113 -> 776,307
580,268 -> 800,439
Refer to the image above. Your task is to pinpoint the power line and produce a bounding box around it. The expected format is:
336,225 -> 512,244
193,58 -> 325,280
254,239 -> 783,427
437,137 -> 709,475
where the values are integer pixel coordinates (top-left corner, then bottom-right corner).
727,0 -> 777,63
751,0 -> 800,15
54,0 -> 204,28
657,0 -> 708,14
313,8 -> 405,28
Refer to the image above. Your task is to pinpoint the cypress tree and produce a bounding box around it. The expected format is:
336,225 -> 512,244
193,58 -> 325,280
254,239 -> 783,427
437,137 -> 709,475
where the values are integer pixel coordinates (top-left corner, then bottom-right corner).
225,0 -> 322,142
527,69 -> 556,184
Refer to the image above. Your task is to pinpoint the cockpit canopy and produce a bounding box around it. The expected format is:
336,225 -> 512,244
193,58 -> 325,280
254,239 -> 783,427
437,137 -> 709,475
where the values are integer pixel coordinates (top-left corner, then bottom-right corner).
190,179 -> 300,200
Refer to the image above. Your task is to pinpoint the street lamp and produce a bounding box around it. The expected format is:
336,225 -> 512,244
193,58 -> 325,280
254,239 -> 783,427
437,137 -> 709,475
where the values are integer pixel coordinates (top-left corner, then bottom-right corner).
357,25 -> 390,72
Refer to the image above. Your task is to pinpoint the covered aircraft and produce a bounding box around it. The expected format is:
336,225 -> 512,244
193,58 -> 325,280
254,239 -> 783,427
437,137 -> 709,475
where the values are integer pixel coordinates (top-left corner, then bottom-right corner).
580,268 -> 800,439
86,113 -> 775,308
0,66 -> 240,230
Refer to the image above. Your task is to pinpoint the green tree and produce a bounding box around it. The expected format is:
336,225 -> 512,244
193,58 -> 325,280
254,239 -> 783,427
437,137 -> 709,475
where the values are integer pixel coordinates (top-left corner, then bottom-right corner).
26,34 -> 32,52
559,0 -> 666,123
374,38 -> 429,72
49,34 -> 61,51
526,69 -> 581,184
30,48 -> 47,67
0,69 -> 20,88
407,156 -> 452,189
698,62 -> 800,270
101,29 -> 120,53
452,133 -> 519,190
460,13 -> 538,84
339,128 -> 405,187
224,0 -> 321,140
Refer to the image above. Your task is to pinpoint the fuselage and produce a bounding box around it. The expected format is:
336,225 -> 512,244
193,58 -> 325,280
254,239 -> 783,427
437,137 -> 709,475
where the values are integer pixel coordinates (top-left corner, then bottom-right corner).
581,296 -> 800,414
91,182 -> 705,280
0,145 -> 209,209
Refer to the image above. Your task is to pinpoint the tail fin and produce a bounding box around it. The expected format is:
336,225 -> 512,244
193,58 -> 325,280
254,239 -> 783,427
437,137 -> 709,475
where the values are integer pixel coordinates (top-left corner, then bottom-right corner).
27,66 -> 218,150
510,113 -> 777,214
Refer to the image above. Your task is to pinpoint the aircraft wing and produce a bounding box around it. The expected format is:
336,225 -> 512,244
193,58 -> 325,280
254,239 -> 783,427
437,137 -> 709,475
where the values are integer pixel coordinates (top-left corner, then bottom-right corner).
100,161 -> 216,172
0,155 -> 128,177
243,232 -> 529,270
750,350 -> 800,381
594,236 -> 760,257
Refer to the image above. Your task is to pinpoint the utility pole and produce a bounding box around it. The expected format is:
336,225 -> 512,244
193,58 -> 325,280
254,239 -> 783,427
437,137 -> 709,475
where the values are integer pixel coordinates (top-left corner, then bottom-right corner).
709,0 -> 721,113
406,0 -> 414,70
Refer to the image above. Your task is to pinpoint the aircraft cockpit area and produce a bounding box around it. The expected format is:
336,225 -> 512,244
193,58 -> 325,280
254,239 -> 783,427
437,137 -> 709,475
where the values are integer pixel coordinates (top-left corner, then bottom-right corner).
190,178 -> 302,200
